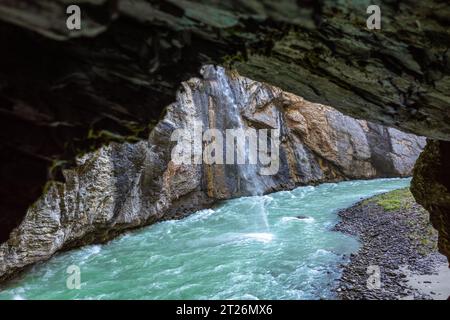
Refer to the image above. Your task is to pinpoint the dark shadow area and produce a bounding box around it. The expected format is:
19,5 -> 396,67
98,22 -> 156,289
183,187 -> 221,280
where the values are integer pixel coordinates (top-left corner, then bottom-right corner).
0,20 -> 207,242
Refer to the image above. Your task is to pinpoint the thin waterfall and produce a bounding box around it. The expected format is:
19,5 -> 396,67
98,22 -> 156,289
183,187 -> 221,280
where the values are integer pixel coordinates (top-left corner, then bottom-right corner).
214,67 -> 265,196
211,66 -> 270,232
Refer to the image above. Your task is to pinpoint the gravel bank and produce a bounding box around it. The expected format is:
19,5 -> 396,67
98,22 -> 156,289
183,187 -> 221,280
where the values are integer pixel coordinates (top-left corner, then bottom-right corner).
333,188 -> 449,300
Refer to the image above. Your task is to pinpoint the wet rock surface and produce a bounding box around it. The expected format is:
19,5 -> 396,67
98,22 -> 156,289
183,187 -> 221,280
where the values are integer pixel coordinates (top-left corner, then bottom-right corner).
334,189 -> 448,300
411,140 -> 450,263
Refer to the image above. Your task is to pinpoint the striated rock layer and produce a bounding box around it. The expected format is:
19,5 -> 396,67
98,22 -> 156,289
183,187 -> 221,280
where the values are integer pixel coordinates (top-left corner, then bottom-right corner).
0,66 -> 425,282
1,0 -> 448,140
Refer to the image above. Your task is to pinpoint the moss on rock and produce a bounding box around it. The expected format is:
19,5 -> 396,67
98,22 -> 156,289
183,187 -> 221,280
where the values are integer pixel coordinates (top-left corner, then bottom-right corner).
366,188 -> 413,211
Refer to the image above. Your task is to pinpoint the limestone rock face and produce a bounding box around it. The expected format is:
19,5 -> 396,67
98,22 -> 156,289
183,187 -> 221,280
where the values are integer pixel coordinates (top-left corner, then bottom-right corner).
0,66 -> 425,282
279,99 -> 427,182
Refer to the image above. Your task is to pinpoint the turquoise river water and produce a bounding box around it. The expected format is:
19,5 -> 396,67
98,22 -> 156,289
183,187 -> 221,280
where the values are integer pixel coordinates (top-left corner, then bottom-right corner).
0,178 -> 410,300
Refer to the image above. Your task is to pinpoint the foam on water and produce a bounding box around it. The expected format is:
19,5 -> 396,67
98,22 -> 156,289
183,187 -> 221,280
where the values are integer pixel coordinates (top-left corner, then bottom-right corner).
280,216 -> 315,224
242,232 -> 274,243
0,178 -> 411,300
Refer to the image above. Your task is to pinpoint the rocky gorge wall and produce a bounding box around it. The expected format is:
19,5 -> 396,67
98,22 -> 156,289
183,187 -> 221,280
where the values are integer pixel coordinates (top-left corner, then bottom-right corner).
411,141 -> 450,265
0,66 -> 425,282
1,0 -> 449,268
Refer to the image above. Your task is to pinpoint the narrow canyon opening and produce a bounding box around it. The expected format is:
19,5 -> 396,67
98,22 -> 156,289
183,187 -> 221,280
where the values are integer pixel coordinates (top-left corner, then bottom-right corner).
0,0 -> 449,300
0,65 -> 429,285
0,64 -> 426,245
